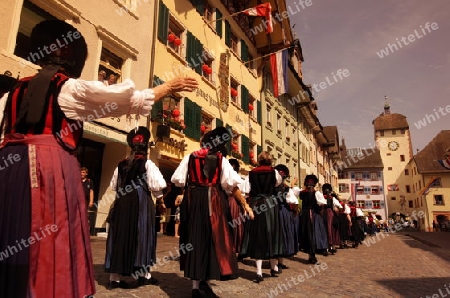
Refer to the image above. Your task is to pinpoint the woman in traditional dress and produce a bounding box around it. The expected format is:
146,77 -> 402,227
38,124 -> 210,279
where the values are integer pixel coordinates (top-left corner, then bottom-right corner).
299,175 -> 327,264
321,184 -> 342,254
0,20 -> 197,298
171,127 -> 253,298
240,152 -> 283,283
273,164 -> 300,271
227,158 -> 246,256
105,127 -> 166,288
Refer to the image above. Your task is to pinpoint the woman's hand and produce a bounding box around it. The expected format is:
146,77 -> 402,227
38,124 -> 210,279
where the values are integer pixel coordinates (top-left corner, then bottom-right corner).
168,77 -> 199,93
153,77 -> 199,101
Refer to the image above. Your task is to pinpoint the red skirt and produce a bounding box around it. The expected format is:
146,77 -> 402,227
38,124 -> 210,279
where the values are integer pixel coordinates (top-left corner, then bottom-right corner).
0,134 -> 95,298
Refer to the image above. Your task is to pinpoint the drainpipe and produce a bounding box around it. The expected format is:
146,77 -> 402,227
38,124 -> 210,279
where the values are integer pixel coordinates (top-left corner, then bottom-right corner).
146,0 -> 160,130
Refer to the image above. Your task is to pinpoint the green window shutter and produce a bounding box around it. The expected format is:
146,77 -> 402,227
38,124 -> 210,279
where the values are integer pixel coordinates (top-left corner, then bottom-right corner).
225,124 -> 232,156
193,102 -> 202,141
241,85 -> 249,113
184,97 -> 195,138
257,100 -> 262,124
186,31 -> 194,67
216,118 -> 223,128
216,9 -> 223,38
189,0 -> 204,15
241,135 -> 250,164
194,38 -> 203,75
151,76 -> 164,121
225,21 -> 231,47
241,41 -> 248,63
196,0 -> 204,16
157,2 -> 169,43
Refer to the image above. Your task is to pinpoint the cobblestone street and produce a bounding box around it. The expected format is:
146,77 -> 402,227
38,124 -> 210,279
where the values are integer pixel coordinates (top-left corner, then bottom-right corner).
91,231 -> 450,298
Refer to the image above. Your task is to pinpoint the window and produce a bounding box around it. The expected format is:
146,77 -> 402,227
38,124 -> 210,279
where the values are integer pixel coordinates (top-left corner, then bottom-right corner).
401,129 -> 405,134
371,186 -> 380,195
408,201 -> 413,208
248,94 -> 256,118
230,130 -> 242,159
355,172 -> 363,180
201,48 -> 214,83
14,1 -> 58,63
370,172 -> 378,180
380,131 -> 384,136
387,153 -> 391,156
405,169 -> 409,175
201,113 -> 213,136
276,114 -> 281,135
406,185 -> 411,193
434,195 -> 444,205
391,197 -> 396,200
392,129 -> 396,135
99,48 -> 123,84
388,167 -> 392,171
158,3 -> 187,58
338,171 -> 345,179
249,141 -> 257,165
339,183 -> 349,193
400,155 -> 405,162
373,200 -> 380,209
230,31 -> 239,53
167,15 -> 185,56
356,185 -> 364,194
230,77 -> 240,105
203,1 -> 214,22
364,186 -> 371,194
357,200 -> 365,208
266,105 -> 272,127
365,201 -> 373,209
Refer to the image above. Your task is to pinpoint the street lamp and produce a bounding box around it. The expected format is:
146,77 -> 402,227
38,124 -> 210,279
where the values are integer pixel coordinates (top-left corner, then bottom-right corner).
156,94 -> 180,139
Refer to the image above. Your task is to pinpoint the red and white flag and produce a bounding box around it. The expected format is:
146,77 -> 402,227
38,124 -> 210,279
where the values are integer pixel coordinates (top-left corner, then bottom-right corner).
270,49 -> 288,97
242,3 -> 273,33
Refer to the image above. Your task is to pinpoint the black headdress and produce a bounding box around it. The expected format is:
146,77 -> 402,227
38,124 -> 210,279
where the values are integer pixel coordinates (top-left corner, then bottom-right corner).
274,164 -> 289,179
15,20 -> 88,128
304,174 -> 318,187
201,126 -> 231,179
322,183 -> 332,194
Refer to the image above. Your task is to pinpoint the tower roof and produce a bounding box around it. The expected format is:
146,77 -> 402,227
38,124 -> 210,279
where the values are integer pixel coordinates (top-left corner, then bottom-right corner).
372,113 -> 409,131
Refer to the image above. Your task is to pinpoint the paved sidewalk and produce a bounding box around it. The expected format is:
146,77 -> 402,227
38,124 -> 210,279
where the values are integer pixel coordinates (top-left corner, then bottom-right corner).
90,232 -> 450,298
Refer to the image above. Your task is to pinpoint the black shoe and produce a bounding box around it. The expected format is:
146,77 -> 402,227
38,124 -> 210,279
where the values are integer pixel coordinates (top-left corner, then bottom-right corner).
270,269 -> 279,277
237,255 -> 244,261
200,280 -> 219,297
322,250 -> 329,256
277,266 -> 282,274
107,280 -> 128,290
253,274 -> 264,283
192,289 -> 202,298
308,257 -> 319,264
278,264 -> 288,270
138,276 -> 158,286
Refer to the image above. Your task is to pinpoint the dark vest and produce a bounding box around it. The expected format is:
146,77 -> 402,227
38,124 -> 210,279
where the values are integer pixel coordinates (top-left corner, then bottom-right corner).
187,152 -> 222,186
249,165 -> 276,197
4,73 -> 82,151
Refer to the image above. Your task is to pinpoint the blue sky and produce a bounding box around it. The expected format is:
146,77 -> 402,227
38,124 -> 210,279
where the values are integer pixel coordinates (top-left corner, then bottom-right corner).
290,0 -> 449,152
